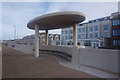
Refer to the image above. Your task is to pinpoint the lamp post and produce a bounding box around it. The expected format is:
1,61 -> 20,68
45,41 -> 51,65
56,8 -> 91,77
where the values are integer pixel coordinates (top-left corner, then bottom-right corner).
13,25 -> 16,40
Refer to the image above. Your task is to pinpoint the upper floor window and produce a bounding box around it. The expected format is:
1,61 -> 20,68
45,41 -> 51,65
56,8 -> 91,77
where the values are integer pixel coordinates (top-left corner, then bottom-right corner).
56,37 -> 58,40
112,19 -> 120,26
62,36 -> 64,40
104,25 -> 108,31
94,26 -> 98,31
82,28 -> 85,32
65,36 -> 68,39
78,34 -> 81,39
70,30 -> 73,34
94,33 -> 98,38
89,33 -> 93,38
104,32 -> 108,38
81,34 -> 85,39
78,28 -> 81,33
113,29 -> 118,36
89,27 -> 93,32
65,30 -> 68,34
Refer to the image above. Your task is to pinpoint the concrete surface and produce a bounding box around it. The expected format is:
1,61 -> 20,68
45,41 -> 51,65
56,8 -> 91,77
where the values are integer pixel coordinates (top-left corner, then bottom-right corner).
27,11 -> 85,30
6,44 -> 119,78
79,48 -> 119,73
2,46 -> 97,78
8,44 -> 34,54
37,45 -> 119,74
53,55 -> 118,78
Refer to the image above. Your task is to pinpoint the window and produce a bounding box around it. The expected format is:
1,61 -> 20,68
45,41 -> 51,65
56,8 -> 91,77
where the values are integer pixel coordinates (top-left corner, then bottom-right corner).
65,36 -> 68,39
70,30 -> 73,34
89,27 -> 93,32
94,33 -> 98,38
113,40 -> 120,46
65,30 -> 68,34
78,34 -> 81,39
104,32 -> 108,37
62,31 -> 64,34
113,29 -> 118,36
62,36 -> 64,40
82,34 -> 85,38
104,25 -> 108,31
113,40 -> 117,46
119,29 -> 120,35
70,35 -> 73,39
89,33 -> 93,38
78,28 -> 81,33
82,28 -> 85,32
94,26 -> 98,31
112,19 -> 120,26
118,40 -> 120,46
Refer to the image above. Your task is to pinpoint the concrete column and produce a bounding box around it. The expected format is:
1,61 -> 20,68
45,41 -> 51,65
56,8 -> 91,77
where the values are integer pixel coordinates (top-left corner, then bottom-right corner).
45,30 -> 48,46
73,24 -> 77,46
35,24 -> 39,57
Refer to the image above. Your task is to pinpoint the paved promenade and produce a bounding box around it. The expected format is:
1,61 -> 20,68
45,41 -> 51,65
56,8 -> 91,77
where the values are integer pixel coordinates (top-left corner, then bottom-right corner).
2,46 -> 97,78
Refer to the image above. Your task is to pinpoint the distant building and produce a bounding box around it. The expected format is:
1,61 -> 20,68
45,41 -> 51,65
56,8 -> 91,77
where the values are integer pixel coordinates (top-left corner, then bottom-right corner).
49,34 -> 61,45
20,33 -> 61,46
61,16 -> 112,48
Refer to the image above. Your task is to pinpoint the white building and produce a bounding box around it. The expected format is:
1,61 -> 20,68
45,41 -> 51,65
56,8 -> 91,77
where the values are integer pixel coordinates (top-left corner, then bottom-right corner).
61,16 -> 112,48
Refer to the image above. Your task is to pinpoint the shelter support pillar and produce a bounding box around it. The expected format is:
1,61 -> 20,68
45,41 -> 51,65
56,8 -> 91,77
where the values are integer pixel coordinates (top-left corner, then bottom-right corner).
35,24 -> 39,57
73,24 -> 77,46
45,30 -> 48,46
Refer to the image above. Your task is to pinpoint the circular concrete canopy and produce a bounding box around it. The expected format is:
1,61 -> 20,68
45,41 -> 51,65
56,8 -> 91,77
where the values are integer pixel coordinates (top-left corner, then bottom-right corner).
27,11 -> 85,30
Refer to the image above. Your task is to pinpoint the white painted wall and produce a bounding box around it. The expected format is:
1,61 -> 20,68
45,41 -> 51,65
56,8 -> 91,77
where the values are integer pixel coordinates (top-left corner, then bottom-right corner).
9,44 -> 34,54
78,48 -> 119,73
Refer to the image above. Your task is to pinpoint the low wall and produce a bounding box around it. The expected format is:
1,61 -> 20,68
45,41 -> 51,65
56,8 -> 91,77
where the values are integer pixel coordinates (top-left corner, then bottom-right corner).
10,44 -> 34,54
39,46 -> 119,73
6,43 -> 119,73
77,48 -> 119,73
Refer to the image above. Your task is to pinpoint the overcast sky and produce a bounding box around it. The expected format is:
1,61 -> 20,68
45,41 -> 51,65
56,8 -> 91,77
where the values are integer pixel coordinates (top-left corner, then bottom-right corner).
1,1 -> 119,40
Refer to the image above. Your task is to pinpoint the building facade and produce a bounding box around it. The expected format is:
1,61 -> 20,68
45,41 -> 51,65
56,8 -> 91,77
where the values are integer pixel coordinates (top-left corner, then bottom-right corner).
21,33 -> 61,46
61,16 -> 112,48
111,12 -> 120,49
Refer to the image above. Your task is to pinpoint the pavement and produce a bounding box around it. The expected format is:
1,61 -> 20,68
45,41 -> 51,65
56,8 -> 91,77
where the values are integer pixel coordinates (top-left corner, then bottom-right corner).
2,46 -> 97,78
